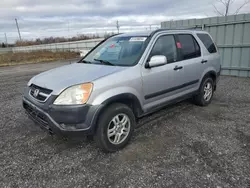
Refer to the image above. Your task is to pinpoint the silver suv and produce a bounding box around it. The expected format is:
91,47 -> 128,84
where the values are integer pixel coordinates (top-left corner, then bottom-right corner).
23,29 -> 221,152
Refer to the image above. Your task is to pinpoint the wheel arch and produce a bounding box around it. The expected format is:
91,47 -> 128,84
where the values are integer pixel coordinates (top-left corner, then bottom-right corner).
200,69 -> 217,90
101,93 -> 144,118
91,93 -> 144,133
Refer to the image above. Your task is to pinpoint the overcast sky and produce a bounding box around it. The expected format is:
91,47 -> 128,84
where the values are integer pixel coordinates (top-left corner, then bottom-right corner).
1,0 -> 250,42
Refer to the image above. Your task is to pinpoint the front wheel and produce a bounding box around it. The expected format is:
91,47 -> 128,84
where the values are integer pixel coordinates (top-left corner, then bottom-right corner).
193,77 -> 214,106
94,103 -> 136,152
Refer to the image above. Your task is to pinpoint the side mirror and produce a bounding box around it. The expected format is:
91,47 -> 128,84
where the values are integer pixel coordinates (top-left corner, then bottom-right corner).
146,55 -> 167,68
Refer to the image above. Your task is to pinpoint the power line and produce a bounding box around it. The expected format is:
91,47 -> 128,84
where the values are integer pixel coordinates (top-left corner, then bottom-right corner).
3,24 -> 160,42
15,18 -> 22,41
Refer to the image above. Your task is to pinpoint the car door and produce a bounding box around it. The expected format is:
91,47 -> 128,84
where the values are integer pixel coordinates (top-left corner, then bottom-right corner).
174,34 -> 204,94
141,34 -> 185,111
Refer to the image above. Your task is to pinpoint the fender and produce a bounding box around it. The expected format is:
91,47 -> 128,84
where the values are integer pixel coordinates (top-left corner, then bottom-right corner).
89,92 -> 144,133
199,68 -> 218,91
91,86 -> 143,105
96,92 -> 144,118
200,67 -> 217,84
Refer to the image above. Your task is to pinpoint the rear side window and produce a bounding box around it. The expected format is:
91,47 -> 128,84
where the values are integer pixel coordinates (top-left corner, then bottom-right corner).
178,34 -> 201,60
197,33 -> 217,53
150,35 -> 177,63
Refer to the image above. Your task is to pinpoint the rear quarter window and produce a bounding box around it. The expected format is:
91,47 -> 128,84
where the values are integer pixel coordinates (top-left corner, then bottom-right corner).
197,33 -> 217,53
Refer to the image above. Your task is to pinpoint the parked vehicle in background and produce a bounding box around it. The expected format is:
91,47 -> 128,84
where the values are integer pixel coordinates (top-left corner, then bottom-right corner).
23,29 -> 221,152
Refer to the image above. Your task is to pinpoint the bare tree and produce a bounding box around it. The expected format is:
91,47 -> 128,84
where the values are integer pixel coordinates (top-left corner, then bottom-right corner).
213,0 -> 250,16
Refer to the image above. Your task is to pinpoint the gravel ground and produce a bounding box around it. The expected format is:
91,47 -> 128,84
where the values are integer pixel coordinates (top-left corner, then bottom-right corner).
0,61 -> 249,188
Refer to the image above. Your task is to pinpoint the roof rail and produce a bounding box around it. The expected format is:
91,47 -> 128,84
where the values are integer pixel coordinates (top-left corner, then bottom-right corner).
149,28 -> 203,37
149,29 -> 168,36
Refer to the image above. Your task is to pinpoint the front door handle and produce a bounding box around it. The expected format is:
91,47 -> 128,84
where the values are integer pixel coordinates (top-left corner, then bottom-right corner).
173,66 -> 183,71
201,60 -> 208,64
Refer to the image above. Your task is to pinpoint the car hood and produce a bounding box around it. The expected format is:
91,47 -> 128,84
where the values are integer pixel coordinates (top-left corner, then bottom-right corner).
28,63 -> 128,95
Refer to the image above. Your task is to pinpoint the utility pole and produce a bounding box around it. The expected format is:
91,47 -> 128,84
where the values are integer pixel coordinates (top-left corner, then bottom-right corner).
67,21 -> 70,38
116,20 -> 120,34
4,33 -> 8,47
15,18 -> 22,41
67,21 -> 70,51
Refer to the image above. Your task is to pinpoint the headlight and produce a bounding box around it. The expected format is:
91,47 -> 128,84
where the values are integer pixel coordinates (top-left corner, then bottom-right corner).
54,83 -> 93,105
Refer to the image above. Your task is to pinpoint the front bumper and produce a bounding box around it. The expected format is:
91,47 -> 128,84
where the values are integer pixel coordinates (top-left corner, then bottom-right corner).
23,91 -> 102,136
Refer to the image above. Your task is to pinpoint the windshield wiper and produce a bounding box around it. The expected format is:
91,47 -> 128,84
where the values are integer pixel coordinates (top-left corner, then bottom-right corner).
79,60 -> 92,64
94,59 -> 115,66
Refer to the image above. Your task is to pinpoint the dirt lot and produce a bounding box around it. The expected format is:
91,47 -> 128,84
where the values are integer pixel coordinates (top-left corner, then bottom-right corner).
0,61 -> 249,188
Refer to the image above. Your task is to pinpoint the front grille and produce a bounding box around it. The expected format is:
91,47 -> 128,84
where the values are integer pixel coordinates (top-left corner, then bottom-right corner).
29,84 -> 52,102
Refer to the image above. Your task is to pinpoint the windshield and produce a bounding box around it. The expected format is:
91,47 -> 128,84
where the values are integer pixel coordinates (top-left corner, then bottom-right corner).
83,36 -> 148,66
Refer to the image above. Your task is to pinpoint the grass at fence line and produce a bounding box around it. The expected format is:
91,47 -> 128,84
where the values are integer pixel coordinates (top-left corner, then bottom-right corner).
0,51 -> 80,67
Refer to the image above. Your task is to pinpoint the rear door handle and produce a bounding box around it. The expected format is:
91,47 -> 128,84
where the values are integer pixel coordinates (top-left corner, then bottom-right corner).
173,66 -> 183,71
201,60 -> 208,64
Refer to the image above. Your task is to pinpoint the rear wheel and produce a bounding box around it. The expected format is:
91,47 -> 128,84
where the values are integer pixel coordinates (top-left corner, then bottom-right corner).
94,103 -> 135,152
193,77 -> 214,106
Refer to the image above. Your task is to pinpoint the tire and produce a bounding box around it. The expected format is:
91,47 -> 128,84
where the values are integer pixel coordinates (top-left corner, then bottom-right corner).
94,103 -> 136,152
193,77 -> 214,106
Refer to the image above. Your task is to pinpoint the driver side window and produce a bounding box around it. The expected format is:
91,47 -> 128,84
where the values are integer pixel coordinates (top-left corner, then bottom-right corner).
149,35 -> 177,64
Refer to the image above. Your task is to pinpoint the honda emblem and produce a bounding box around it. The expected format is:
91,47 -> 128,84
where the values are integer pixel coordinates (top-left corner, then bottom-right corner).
33,89 -> 40,97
